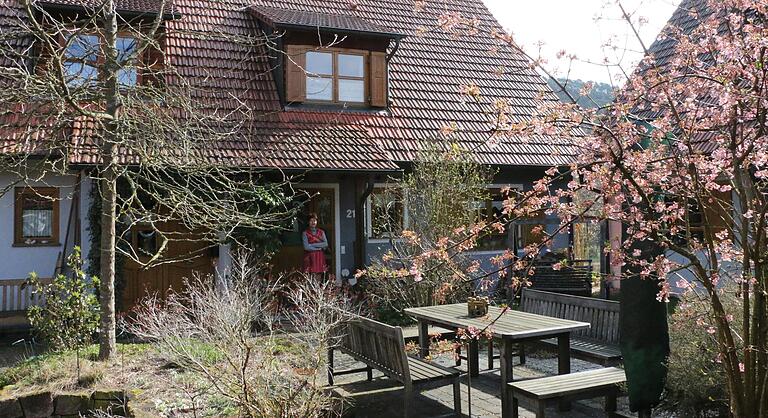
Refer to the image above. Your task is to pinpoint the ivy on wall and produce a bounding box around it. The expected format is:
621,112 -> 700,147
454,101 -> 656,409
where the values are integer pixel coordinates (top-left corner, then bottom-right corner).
86,178 -> 127,313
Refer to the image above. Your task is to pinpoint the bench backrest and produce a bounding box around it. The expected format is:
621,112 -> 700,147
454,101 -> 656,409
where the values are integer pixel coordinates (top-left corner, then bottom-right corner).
1,279 -> 49,312
520,288 -> 620,344
528,260 -> 593,296
337,316 -> 411,384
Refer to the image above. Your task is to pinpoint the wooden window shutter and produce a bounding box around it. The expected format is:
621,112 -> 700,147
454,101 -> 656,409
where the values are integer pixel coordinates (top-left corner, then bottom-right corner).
142,41 -> 164,87
285,45 -> 306,103
369,51 -> 387,107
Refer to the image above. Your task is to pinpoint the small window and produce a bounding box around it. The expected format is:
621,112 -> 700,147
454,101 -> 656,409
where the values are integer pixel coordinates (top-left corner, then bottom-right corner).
62,33 -> 139,87
475,188 -> 510,251
116,36 -> 138,87
64,34 -> 99,86
368,187 -> 405,239
305,50 -> 366,104
14,188 -> 60,246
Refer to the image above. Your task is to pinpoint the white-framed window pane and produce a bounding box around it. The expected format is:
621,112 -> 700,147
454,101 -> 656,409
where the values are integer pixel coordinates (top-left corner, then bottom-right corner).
306,51 -> 333,76
22,209 -> 53,238
370,188 -> 404,239
116,37 -> 138,87
116,37 -> 137,62
118,68 -> 137,86
338,54 -> 364,77
307,76 -> 333,101
66,34 -> 99,61
338,79 -> 364,102
64,62 -> 98,86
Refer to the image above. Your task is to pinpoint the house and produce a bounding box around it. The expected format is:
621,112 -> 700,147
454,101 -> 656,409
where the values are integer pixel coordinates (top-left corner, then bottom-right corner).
599,0 -> 759,296
0,0 -> 580,325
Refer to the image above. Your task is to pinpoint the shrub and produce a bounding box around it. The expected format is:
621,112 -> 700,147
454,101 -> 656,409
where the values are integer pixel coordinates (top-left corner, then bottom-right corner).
26,247 -> 100,352
365,142 -> 493,315
126,252 -> 359,417
661,289 -> 744,417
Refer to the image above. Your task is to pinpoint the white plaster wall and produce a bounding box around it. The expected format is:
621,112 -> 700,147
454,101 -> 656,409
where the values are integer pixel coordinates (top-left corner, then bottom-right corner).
0,171 -> 88,280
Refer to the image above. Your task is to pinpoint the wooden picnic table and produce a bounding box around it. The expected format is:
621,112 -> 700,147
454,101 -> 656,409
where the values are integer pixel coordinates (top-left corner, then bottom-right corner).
404,303 -> 590,418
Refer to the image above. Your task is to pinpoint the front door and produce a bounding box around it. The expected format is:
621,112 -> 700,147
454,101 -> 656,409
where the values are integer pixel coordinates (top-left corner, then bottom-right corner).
272,187 -> 336,277
122,222 -> 214,312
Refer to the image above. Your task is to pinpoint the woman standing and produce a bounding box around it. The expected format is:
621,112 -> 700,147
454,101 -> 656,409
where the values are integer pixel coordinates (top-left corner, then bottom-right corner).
302,212 -> 328,275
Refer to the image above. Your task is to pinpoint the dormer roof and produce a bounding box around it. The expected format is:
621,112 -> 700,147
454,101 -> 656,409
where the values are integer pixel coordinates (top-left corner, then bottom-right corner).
249,5 -> 405,39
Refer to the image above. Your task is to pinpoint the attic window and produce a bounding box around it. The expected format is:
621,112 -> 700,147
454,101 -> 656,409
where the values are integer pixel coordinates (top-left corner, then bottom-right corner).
62,33 -> 139,87
286,46 -> 388,107
305,51 -> 366,103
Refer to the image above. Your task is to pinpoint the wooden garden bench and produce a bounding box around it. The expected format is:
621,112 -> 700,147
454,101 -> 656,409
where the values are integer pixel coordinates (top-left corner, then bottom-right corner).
527,259 -> 594,297
508,367 -> 626,418
519,289 -> 622,365
327,315 -> 461,418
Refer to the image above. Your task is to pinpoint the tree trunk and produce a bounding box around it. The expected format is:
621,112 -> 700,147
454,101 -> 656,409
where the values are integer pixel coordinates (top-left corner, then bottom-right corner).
98,0 -> 120,361
98,165 -> 117,360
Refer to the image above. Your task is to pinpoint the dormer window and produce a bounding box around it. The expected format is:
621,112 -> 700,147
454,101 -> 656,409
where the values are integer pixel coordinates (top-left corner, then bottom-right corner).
305,50 -> 366,103
248,5 -> 404,109
63,34 -> 98,86
63,33 -> 139,87
286,46 -> 388,107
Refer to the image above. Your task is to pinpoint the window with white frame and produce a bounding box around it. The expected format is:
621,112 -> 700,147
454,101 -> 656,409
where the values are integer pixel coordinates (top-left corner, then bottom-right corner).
367,186 -> 406,239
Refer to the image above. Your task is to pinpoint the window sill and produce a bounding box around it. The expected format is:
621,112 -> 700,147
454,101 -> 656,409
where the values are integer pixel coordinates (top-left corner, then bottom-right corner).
284,103 -> 390,115
13,242 -> 62,248
367,238 -> 404,244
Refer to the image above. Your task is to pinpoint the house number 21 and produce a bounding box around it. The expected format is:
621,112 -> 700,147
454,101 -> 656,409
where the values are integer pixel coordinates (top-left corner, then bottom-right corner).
346,209 -> 355,219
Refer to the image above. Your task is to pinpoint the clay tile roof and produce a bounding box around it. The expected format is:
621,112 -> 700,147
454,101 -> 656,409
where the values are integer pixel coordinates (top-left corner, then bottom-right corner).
2,0 -> 577,170
38,0 -> 177,17
250,5 -> 404,38
246,0 -> 575,167
644,0 -> 712,71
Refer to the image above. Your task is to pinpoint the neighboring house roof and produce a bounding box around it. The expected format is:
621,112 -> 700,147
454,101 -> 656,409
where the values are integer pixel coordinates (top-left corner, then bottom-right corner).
633,0 -> 722,154
643,0 -> 711,71
1,0 -> 576,171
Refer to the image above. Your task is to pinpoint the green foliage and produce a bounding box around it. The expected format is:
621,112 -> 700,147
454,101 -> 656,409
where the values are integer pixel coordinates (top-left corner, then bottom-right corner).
660,291 -> 743,417
547,77 -> 614,109
0,344 -> 102,388
26,247 -> 101,352
402,142 -> 494,241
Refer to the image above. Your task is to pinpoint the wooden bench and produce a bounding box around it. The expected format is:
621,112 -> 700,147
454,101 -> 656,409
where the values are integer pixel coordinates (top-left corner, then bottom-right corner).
520,289 -> 621,365
327,315 -> 461,418
528,259 -> 593,297
508,367 -> 626,418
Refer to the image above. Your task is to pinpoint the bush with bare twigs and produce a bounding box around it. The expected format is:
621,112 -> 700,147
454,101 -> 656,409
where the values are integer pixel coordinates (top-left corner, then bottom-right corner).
125,252 -> 359,417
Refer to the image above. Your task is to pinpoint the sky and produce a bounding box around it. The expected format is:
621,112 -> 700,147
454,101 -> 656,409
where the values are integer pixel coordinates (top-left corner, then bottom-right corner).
481,0 -> 681,85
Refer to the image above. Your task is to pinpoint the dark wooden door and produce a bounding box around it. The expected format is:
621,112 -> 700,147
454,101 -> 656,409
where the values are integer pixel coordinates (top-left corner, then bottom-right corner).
122,223 -> 214,312
272,187 -> 335,276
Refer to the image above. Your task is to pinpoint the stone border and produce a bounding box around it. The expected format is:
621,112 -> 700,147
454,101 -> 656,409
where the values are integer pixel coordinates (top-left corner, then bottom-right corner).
0,389 -> 131,417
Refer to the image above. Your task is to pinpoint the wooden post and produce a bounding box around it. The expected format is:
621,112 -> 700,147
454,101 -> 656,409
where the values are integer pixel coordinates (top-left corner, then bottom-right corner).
557,333 -> 572,411
418,320 -> 429,358
468,338 -> 479,377
327,347 -> 334,386
487,339 -> 494,370
500,339 -> 515,418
